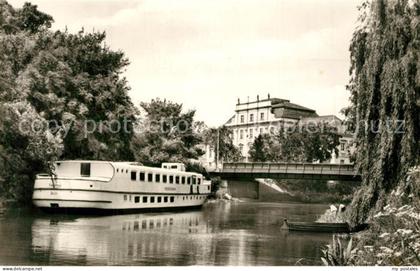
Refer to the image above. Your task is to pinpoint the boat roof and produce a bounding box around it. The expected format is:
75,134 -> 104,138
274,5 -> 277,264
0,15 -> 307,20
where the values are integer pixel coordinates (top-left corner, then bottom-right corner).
54,160 -> 204,176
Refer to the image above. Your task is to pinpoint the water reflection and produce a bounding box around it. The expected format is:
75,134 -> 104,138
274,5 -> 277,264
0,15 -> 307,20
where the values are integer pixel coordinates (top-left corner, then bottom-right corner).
31,211 -> 209,265
0,201 -> 333,265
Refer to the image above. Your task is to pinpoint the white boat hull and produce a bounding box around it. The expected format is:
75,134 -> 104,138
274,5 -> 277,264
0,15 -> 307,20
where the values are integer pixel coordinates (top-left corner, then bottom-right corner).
33,161 -> 211,212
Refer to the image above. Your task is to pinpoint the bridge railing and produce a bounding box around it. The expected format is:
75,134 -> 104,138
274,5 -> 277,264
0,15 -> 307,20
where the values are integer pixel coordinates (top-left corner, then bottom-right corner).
222,162 -> 357,176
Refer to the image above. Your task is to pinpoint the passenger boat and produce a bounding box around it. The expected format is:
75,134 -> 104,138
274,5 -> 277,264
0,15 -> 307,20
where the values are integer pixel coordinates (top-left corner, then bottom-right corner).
32,160 -> 211,213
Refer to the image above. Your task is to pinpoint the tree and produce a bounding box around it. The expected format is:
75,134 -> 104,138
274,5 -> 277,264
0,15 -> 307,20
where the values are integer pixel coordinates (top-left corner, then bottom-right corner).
345,0 -> 420,225
131,98 -> 204,166
203,126 -> 242,164
0,1 -> 137,203
249,134 -> 279,162
248,123 -> 339,163
280,123 -> 340,163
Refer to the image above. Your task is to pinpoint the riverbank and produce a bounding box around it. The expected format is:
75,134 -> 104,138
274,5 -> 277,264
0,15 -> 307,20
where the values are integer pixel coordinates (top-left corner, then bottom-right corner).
259,179 -> 358,204
321,166 -> 420,266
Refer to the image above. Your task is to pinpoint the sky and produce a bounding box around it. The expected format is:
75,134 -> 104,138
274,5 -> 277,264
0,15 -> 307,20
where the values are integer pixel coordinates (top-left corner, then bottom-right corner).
11,0 -> 362,126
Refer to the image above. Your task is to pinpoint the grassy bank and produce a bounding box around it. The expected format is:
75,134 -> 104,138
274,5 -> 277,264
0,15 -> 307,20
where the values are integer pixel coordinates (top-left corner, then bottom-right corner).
262,179 -> 359,204
321,167 -> 420,266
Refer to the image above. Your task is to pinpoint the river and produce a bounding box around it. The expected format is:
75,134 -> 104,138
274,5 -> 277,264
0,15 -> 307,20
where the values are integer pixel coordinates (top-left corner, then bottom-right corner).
0,200 -> 333,266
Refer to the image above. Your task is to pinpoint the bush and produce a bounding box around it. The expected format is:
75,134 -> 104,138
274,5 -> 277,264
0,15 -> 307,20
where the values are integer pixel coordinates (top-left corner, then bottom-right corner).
322,166 -> 420,266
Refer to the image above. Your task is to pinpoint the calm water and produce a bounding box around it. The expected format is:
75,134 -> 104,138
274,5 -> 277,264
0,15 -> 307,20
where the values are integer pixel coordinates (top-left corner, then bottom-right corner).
0,201 -> 333,266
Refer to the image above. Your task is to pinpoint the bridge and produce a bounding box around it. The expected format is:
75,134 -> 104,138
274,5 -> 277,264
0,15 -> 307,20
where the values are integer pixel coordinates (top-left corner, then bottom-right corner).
212,162 -> 361,182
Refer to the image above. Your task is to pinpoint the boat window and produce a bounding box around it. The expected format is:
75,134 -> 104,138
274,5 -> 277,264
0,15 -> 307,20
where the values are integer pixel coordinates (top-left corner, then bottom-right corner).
129,195 -> 132,201
142,196 -> 148,203
131,171 -> 137,181
169,175 -> 174,184
181,176 -> 185,184
208,185 -> 210,191
163,175 -> 167,183
164,196 -> 168,203
175,176 -> 180,184
117,168 -> 119,173
80,163 -> 91,177
126,169 -> 128,173
187,177 -> 191,185
148,173 -> 153,182
170,196 -> 175,203
134,196 -> 140,203
157,196 -> 162,203
124,195 -> 127,201
139,172 -> 145,181
192,176 -> 196,185
171,165 -> 177,169
156,174 -> 160,183
198,177 -> 201,185
150,196 -> 155,203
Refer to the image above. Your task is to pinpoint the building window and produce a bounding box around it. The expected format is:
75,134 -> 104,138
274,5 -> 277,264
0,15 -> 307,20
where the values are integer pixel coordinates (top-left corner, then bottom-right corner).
155,174 -> 160,183
181,176 -> 186,184
240,115 -> 244,123
340,159 -> 345,164
148,173 -> 153,182
134,196 -> 140,203
163,174 -> 167,183
250,114 -> 254,122
175,176 -> 180,184
187,177 -> 191,185
270,127 -> 275,134
240,129 -> 244,139
139,172 -> 145,181
198,177 -> 201,185
260,128 -> 263,134
192,176 -> 196,185
341,143 -> 345,151
131,171 -> 137,181
260,112 -> 265,121
142,196 -> 148,203
249,128 -> 253,138
239,144 -> 244,153
80,163 -> 91,177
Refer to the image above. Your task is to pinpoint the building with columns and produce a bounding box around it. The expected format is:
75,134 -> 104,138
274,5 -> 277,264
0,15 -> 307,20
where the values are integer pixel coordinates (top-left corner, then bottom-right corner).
197,95 -> 355,170
224,94 -> 319,162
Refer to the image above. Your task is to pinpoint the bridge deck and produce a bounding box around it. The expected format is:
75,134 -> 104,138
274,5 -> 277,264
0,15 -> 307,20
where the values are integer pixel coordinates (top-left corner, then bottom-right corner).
214,162 -> 361,181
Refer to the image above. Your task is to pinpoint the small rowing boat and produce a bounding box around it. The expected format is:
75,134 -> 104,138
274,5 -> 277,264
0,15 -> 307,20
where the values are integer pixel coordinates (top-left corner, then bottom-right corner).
281,219 -> 368,233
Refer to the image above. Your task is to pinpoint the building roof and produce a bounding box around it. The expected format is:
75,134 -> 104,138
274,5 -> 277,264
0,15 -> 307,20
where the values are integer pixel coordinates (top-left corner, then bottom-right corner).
271,101 -> 316,113
300,115 -> 342,123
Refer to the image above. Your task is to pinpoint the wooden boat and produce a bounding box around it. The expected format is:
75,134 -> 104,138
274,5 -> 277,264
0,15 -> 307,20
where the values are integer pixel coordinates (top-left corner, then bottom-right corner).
281,219 -> 351,233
